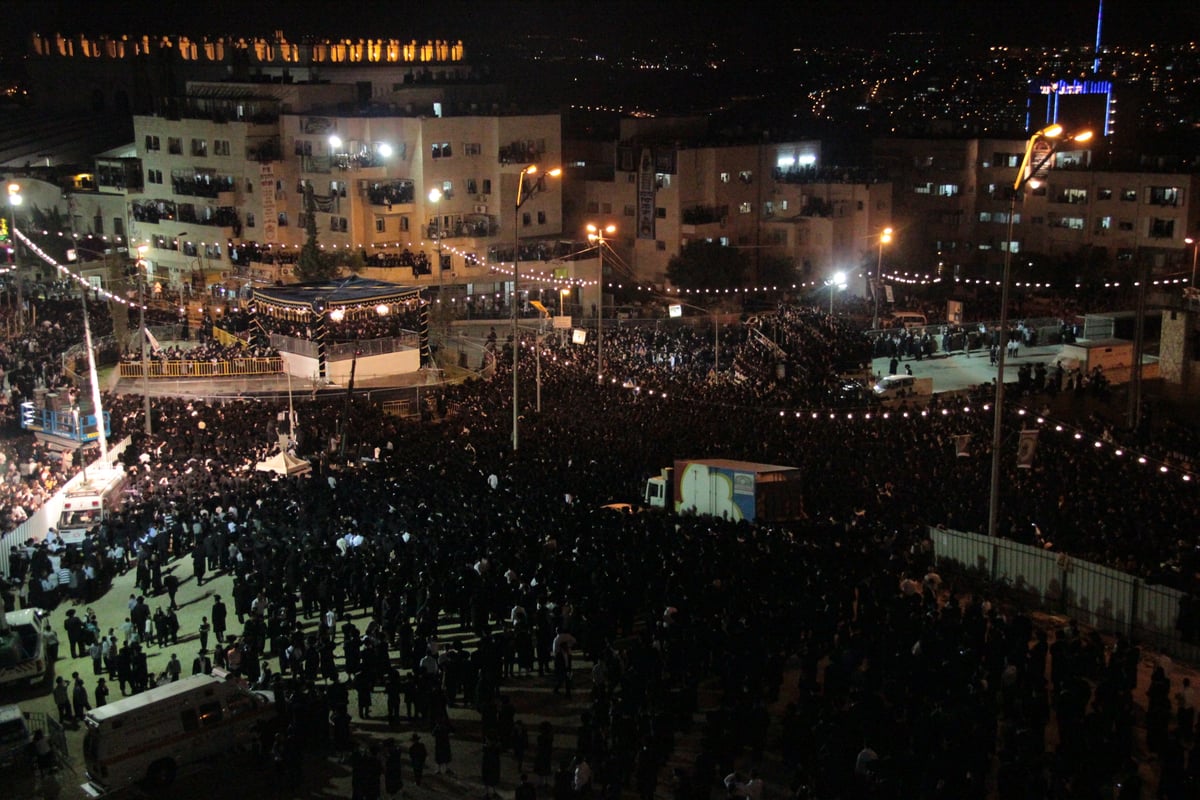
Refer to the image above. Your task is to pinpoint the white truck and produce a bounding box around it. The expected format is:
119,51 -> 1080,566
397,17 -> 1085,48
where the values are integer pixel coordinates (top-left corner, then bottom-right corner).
81,672 -> 277,796
56,465 -> 127,545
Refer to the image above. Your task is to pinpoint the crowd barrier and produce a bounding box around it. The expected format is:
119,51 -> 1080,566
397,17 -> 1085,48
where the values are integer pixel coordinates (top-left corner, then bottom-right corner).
117,357 -> 283,379
930,526 -> 1200,661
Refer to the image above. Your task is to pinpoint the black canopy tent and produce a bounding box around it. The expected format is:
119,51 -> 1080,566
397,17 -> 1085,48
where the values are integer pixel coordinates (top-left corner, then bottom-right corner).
251,275 -> 431,374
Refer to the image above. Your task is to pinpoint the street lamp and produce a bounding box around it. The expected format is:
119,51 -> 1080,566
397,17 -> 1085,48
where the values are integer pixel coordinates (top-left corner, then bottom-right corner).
586,222 -> 616,381
137,245 -> 152,434
6,183 -> 23,329
1185,236 -> 1198,292
826,270 -> 847,314
987,125 -> 1092,540
558,286 -> 570,316
872,226 -> 893,330
512,164 -> 561,452
428,187 -> 446,341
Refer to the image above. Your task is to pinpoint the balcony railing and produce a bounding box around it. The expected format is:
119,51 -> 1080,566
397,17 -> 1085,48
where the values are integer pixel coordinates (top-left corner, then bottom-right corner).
171,175 -> 236,198
176,206 -> 241,230
423,216 -> 499,240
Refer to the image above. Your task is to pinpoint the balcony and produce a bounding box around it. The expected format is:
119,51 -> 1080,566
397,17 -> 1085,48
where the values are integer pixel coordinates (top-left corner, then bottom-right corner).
171,174 -> 236,198
681,205 -> 728,225
131,200 -> 177,225
246,139 -> 282,163
177,205 -> 242,234
366,180 -> 415,207
95,158 -> 144,194
499,144 -> 546,165
423,214 -> 500,241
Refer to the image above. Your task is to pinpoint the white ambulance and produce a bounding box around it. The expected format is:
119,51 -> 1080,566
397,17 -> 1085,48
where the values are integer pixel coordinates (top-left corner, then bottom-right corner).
80,672 -> 276,796
0,608 -> 48,689
56,466 -> 128,545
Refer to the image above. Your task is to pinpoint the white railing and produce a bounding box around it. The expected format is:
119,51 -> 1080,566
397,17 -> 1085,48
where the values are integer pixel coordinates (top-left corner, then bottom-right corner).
930,526 -> 1199,661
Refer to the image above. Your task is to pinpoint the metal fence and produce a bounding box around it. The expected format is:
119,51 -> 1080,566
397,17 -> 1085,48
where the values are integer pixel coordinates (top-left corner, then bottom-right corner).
118,357 -> 283,379
327,334 -> 418,360
931,526 -> 1200,661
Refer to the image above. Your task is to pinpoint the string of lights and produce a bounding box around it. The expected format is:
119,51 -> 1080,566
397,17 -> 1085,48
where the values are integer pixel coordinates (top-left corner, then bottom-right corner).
14,228 -> 145,309
603,382 -> 1196,485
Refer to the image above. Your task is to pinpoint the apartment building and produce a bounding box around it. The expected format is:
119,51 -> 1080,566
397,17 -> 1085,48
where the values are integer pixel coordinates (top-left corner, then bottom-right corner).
876,137 -> 1199,281
569,127 -> 893,291
92,79 -> 561,299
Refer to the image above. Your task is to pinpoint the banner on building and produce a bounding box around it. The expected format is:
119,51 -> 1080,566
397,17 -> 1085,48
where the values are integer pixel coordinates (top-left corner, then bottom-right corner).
637,148 -> 655,241
260,164 -> 278,243
1016,429 -> 1040,469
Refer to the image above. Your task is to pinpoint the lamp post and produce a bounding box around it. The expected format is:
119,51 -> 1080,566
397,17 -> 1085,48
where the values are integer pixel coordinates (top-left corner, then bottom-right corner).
826,270 -> 847,314
137,245 -> 152,434
872,226 -> 893,330
1186,236 -> 1198,290
6,183 -> 23,330
667,300 -> 721,375
511,164 -> 561,452
987,125 -> 1092,540
586,222 -> 616,381
558,287 -> 570,316
428,188 -> 446,341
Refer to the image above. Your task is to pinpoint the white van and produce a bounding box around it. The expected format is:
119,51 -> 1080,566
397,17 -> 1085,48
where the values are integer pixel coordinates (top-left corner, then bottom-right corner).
872,375 -> 934,400
0,608 -> 48,689
887,311 -> 928,329
81,672 -> 276,796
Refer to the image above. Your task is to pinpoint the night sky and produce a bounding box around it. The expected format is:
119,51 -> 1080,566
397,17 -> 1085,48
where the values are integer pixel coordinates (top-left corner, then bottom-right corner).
4,0 -> 1198,53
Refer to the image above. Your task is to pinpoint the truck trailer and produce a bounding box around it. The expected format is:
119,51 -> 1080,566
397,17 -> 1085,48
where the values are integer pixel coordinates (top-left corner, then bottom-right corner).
644,459 -> 804,522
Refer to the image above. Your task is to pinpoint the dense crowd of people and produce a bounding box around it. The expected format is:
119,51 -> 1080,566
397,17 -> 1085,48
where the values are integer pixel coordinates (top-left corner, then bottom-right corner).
0,297 -> 115,532
251,306 -> 424,344
1,293 -> 1199,799
119,341 -> 279,364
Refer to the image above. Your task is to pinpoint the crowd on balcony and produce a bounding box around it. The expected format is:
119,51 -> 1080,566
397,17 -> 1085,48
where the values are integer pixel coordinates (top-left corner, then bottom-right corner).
230,244 -> 299,266
366,182 -> 415,207
363,249 -> 433,273
171,174 -> 236,198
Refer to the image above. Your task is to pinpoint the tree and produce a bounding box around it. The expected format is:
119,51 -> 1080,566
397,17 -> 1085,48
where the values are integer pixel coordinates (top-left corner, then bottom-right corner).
755,254 -> 797,289
293,185 -> 339,283
24,206 -> 71,265
666,241 -> 747,290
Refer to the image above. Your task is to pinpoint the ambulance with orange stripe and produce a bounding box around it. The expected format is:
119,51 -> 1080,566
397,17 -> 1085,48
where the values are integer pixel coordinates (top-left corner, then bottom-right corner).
81,671 -> 276,796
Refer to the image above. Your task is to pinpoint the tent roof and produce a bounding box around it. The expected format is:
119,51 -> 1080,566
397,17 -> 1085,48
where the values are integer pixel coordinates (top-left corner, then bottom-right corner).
254,451 -> 312,476
253,275 -> 423,311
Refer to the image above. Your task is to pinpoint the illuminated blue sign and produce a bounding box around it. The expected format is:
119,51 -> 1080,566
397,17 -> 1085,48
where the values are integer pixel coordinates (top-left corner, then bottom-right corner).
1037,79 -> 1113,96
